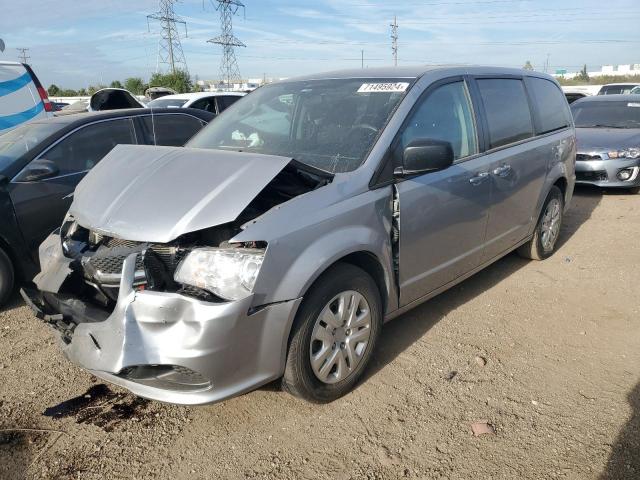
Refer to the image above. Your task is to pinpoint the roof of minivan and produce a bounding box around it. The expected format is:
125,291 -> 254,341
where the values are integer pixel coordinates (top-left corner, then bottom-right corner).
281,65 -> 553,82
573,94 -> 640,104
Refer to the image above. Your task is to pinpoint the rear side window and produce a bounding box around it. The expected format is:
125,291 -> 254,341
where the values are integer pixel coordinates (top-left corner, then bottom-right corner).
477,78 -> 534,149
216,95 -> 241,112
527,78 -> 571,134
140,114 -> 204,146
42,118 -> 136,175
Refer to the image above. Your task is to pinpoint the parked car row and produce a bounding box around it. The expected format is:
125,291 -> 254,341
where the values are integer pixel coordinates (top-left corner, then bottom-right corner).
2,63 -> 638,407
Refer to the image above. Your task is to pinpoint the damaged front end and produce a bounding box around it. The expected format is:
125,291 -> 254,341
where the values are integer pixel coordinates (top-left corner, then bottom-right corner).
23,146 -> 331,405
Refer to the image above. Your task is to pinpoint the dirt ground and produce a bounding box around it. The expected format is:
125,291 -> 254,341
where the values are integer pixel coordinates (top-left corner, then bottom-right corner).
1,185 -> 639,480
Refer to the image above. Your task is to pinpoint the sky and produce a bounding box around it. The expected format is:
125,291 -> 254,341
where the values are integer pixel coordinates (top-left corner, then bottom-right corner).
0,0 -> 638,88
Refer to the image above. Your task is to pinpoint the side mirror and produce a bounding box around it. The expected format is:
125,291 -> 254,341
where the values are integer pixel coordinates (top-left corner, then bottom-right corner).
394,139 -> 454,178
15,159 -> 59,182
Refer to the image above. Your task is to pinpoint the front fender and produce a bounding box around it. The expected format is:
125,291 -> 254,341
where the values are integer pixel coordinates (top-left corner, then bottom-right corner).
237,185 -> 397,313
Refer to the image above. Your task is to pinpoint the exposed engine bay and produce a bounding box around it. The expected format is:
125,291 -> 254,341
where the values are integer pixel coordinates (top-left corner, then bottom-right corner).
48,160 -> 331,315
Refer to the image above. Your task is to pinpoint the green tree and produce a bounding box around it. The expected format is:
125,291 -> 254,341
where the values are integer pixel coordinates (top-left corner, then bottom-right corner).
77,88 -> 87,96
109,80 -> 123,89
124,77 -> 145,95
576,64 -> 590,82
47,84 -> 60,96
523,61 -> 534,71
149,70 -> 192,94
59,89 -> 78,97
87,84 -> 106,95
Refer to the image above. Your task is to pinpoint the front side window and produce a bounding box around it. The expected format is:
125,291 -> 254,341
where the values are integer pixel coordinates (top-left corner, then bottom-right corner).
477,78 -> 534,149
571,101 -> 640,128
400,81 -> 478,161
41,118 -> 136,175
528,78 -> 571,134
140,114 -> 205,146
216,95 -> 241,112
0,122 -> 63,174
187,78 -> 412,173
189,97 -> 216,113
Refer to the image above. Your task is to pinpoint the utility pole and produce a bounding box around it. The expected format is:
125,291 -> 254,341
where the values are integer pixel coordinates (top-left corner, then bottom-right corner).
361,50 -> 364,69
16,47 -> 30,64
390,16 -> 398,67
147,0 -> 188,74
207,0 -> 245,90
544,53 -> 550,73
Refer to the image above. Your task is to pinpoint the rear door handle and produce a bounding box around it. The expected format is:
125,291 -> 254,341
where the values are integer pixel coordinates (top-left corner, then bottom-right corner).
492,164 -> 512,177
469,172 -> 489,185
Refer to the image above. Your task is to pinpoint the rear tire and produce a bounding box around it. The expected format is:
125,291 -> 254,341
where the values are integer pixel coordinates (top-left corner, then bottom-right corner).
282,263 -> 382,403
518,186 -> 564,261
0,248 -> 15,307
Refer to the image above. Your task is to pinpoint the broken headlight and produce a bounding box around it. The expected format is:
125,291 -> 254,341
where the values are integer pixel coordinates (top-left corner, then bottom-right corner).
174,247 -> 265,301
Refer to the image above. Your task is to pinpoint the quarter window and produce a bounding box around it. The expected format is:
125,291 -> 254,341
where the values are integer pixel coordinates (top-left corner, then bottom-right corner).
41,119 -> 135,175
477,78 -> 534,149
528,77 -> 571,134
401,81 -> 478,161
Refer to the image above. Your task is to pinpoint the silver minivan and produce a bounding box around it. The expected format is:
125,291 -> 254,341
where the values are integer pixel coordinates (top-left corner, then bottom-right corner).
24,66 -> 576,405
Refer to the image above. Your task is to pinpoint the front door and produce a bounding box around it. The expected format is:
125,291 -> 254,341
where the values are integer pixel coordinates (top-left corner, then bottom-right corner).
9,118 -> 137,259
397,79 -> 492,306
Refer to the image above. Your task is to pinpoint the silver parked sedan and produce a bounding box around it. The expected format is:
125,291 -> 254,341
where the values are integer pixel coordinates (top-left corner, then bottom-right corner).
571,95 -> 640,193
23,66 -> 575,405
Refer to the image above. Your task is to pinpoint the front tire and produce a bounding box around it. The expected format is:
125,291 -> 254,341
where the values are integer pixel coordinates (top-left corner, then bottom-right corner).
518,185 -> 564,261
282,263 -> 382,403
0,247 -> 15,306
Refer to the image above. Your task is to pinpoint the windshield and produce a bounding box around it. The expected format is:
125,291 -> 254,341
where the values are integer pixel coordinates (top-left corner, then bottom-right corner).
148,98 -> 188,109
0,122 -> 63,173
187,78 -> 413,173
571,101 -> 640,128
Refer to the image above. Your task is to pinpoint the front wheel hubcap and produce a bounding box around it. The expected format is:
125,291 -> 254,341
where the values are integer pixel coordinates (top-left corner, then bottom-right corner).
309,290 -> 372,384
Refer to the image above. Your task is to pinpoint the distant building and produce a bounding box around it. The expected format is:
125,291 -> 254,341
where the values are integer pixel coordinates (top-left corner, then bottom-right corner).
554,63 -> 640,80
199,76 -> 287,92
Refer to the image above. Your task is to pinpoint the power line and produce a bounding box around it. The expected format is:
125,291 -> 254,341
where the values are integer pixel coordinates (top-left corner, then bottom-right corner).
16,47 -> 30,64
390,15 -> 398,66
207,0 -> 245,88
147,0 -> 189,74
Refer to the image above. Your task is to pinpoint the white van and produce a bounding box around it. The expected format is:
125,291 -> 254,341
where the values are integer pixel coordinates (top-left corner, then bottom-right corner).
0,61 -> 53,133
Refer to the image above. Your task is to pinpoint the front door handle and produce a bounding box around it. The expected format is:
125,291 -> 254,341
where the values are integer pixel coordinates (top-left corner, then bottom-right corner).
492,164 -> 512,178
469,171 -> 489,185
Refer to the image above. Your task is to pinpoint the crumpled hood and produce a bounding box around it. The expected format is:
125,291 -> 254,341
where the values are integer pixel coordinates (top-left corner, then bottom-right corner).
70,144 -> 291,242
576,127 -> 640,152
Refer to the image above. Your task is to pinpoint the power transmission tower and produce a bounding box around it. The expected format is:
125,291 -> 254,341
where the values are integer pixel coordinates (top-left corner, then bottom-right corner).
16,47 -> 30,64
207,0 -> 245,89
390,16 -> 398,67
147,0 -> 188,74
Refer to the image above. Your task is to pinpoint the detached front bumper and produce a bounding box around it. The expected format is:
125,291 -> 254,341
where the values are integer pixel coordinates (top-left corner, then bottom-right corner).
24,233 -> 302,405
575,156 -> 640,188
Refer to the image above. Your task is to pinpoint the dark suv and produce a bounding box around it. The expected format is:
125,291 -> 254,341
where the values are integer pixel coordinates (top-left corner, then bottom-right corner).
0,108 -> 214,304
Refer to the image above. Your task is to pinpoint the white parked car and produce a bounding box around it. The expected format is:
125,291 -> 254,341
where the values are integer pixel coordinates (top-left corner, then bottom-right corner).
147,92 -> 245,115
